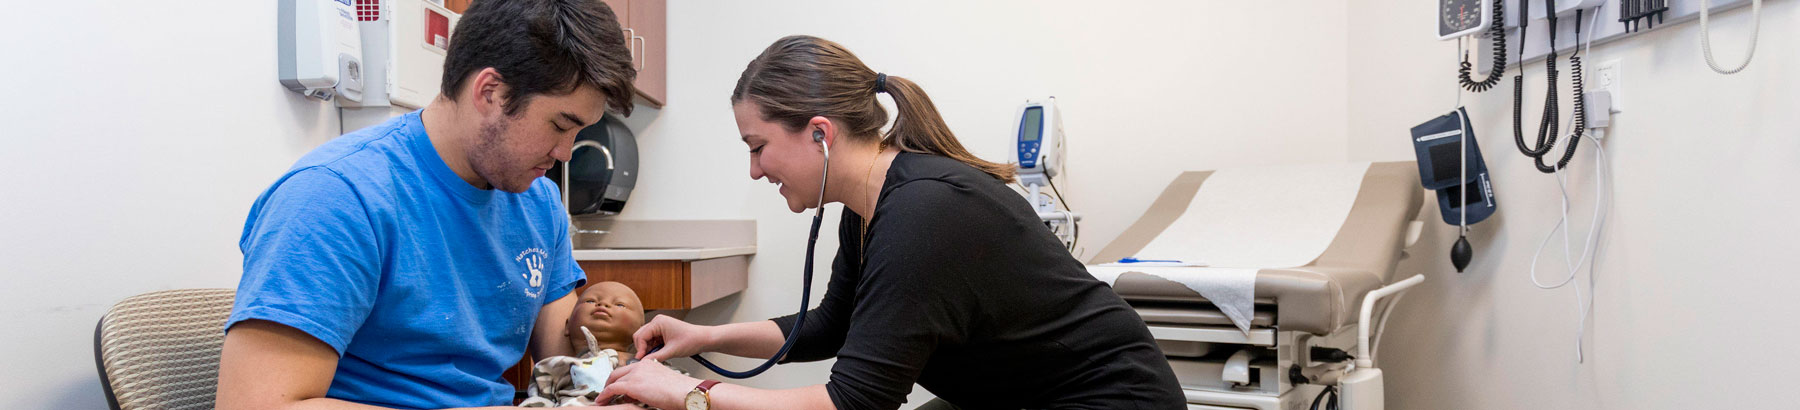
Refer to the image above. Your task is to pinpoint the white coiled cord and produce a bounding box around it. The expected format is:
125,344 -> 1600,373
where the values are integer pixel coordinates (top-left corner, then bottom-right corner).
1700,0 -> 1762,74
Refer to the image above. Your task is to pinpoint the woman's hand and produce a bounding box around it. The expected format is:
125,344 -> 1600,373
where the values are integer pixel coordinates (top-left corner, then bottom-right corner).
597,359 -> 701,409
634,315 -> 714,361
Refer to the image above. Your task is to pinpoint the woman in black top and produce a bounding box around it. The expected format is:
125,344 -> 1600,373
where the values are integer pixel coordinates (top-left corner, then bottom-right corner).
598,35 -> 1182,410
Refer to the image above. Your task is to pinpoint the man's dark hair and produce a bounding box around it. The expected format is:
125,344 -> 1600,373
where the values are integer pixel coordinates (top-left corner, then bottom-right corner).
441,0 -> 637,116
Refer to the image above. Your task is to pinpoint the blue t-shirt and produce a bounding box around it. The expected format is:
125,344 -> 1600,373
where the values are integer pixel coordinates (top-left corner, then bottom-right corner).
227,110 -> 585,409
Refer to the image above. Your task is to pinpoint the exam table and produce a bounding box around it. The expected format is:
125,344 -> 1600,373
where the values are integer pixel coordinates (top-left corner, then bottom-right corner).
1088,161 -> 1425,410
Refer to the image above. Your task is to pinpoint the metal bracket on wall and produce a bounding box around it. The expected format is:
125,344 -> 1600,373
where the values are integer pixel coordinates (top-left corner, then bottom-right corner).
1490,0 -> 1770,66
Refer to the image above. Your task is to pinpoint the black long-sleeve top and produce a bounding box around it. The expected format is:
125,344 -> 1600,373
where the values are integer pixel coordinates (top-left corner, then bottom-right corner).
770,153 -> 1183,410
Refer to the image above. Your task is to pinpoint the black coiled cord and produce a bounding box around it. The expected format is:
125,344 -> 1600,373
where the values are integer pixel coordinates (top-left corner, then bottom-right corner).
1459,0 -> 1508,92
1559,38 -> 1587,169
1513,0 -> 1587,174
1562,10 -> 1590,163
1512,6 -> 1560,163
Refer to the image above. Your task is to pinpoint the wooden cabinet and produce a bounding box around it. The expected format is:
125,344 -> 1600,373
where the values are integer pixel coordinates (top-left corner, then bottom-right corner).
602,0 -> 667,108
450,0 -> 665,108
579,257 -> 747,310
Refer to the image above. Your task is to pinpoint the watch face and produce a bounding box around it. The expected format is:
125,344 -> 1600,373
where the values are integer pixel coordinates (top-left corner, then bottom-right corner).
685,390 -> 707,410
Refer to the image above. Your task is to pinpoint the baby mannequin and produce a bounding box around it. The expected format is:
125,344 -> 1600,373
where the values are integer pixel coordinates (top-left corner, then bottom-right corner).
520,281 -> 646,407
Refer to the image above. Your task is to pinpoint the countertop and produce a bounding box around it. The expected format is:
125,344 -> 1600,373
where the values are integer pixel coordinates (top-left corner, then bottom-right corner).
570,246 -> 757,261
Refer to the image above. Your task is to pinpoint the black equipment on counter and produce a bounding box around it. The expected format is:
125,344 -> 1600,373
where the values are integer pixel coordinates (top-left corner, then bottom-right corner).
549,114 -> 639,216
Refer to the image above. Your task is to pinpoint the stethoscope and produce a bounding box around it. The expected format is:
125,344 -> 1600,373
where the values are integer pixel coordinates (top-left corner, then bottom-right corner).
646,130 -> 830,379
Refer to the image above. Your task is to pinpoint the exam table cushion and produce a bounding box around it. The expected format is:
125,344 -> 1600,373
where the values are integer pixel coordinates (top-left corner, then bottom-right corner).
1091,162 -> 1422,335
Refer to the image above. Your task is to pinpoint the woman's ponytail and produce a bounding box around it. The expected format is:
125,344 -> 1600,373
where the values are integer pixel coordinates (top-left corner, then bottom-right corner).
879,75 -> 1016,182
731,35 -> 1016,183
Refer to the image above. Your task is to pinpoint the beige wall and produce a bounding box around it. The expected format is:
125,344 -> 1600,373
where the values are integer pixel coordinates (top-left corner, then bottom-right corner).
1348,0 -> 1800,409
626,0 -> 1350,406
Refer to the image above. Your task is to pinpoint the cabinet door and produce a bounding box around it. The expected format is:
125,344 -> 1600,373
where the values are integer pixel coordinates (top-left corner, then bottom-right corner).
628,0 -> 666,107
600,0 -> 635,80
578,260 -> 688,310
600,0 -> 631,26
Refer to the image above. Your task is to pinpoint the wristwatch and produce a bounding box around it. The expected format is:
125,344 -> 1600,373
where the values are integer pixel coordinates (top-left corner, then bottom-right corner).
684,380 -> 721,410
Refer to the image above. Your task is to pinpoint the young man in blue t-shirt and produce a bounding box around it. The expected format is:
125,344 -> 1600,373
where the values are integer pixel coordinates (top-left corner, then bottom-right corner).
215,1 -> 638,409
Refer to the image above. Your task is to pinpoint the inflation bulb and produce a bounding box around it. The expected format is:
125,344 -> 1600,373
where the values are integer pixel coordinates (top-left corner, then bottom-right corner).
1451,234 -> 1473,272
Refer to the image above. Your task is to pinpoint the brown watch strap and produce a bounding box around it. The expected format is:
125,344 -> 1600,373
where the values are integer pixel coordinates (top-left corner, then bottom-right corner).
696,380 -> 721,393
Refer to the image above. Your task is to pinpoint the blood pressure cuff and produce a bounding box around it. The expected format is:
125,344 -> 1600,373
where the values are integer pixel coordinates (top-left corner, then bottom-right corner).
1410,108 -> 1482,191
1409,107 -> 1497,226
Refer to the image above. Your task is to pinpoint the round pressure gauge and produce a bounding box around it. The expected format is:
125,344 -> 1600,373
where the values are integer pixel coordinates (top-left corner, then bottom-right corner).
1442,0 -> 1482,32
1438,0 -> 1490,40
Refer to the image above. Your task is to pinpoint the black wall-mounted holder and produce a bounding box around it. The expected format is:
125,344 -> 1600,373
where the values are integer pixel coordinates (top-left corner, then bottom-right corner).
1620,0 -> 1669,32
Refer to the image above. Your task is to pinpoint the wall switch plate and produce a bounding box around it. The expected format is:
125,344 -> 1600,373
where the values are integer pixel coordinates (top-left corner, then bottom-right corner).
1594,59 -> 1623,113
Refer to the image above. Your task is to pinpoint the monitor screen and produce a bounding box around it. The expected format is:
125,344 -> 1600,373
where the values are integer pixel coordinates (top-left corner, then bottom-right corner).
1020,107 -> 1043,142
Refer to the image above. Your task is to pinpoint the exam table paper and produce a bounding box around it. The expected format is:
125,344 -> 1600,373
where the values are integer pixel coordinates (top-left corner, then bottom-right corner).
1096,162 -> 1370,334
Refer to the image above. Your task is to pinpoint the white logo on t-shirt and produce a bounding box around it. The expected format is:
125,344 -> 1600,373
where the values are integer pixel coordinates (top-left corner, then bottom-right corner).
516,248 -> 549,298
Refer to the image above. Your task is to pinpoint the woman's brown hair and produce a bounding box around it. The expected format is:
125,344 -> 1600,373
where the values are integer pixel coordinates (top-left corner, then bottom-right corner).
730,35 -> 1015,182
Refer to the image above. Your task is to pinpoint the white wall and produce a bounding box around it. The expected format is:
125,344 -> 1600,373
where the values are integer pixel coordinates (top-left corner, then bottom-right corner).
0,1 -> 352,409
0,0 -> 1355,408
1347,1 -> 1800,409
628,0 -> 1350,406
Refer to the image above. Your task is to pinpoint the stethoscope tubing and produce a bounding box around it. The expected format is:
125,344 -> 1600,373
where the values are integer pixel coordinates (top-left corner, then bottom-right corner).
649,134 -> 830,379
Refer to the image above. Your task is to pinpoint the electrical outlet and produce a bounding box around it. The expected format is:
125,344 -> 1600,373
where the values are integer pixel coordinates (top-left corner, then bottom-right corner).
1594,59 -> 1623,113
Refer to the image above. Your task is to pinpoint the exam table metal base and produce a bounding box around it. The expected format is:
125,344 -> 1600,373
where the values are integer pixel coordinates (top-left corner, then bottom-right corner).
1158,327 -> 1370,410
